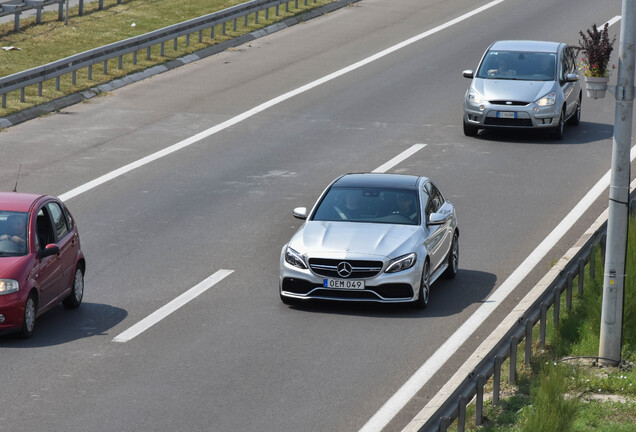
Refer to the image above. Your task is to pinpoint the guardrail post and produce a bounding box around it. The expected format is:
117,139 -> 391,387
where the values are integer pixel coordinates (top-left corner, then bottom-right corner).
173,37 -> 178,51
233,18 -> 237,32
525,319 -> 533,365
458,395 -> 468,432
99,0 -> 104,11
255,10 -> 259,24
553,288 -> 561,330
509,337 -> 517,385
20,87 -> 25,103
56,76 -> 61,91
476,375 -> 485,426
222,21 -> 226,36
14,12 -> 20,32
88,64 -> 93,80
439,417 -> 450,432
286,1 -> 290,12
36,7 -> 42,24
590,246 -> 596,279
160,42 -> 165,57
72,70 -> 77,85
58,1 -> 64,21
2,93 -> 6,109
133,51 -> 138,65
186,34 -> 190,47
578,258 -> 585,297
244,14 -> 248,26
103,60 -> 108,74
539,302 -> 548,347
79,0 -> 84,16
266,7 -> 270,20
296,0 -> 299,8
118,55 -> 123,70
493,355 -> 502,405
276,4 -> 280,15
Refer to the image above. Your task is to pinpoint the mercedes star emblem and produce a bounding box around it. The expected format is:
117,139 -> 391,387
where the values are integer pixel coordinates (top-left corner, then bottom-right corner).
337,262 -> 353,278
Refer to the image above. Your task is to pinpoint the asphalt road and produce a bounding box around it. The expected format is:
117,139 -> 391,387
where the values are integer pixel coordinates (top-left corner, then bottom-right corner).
0,0 -> 631,431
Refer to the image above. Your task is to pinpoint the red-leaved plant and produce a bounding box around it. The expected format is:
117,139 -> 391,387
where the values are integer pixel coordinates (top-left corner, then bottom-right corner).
576,23 -> 616,77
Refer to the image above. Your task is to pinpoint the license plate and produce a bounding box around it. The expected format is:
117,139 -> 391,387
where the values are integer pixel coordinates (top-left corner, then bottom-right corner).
323,279 -> 365,289
497,111 -> 517,119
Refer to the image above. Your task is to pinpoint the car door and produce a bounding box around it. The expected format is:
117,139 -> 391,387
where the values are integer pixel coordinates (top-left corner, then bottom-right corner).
560,46 -> 577,116
422,182 -> 448,272
46,201 -> 77,299
33,205 -> 62,309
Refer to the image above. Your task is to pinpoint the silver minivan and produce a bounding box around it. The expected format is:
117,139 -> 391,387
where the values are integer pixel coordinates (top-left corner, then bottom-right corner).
462,40 -> 581,139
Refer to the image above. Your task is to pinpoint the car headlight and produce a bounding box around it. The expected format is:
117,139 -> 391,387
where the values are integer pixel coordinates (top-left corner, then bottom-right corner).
284,247 -> 308,269
467,88 -> 484,104
385,253 -> 417,273
0,279 -> 19,295
536,92 -> 556,106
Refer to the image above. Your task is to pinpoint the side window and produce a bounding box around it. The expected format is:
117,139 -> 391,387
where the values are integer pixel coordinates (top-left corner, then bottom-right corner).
36,207 -> 55,249
47,202 -> 69,240
424,182 -> 443,218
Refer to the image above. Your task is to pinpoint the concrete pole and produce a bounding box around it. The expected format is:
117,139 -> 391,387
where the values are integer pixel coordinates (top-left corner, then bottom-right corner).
599,0 -> 635,365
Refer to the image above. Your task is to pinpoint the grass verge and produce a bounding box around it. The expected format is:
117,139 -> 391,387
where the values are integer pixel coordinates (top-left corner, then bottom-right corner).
460,217 -> 636,431
0,0 -> 336,117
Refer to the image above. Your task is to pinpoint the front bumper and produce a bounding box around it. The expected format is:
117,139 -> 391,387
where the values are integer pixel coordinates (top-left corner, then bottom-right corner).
279,252 -> 422,304
463,100 -> 560,129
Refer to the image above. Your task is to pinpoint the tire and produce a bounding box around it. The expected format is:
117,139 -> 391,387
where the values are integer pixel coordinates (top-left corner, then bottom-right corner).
20,292 -> 37,338
463,120 -> 478,137
413,260 -> 430,309
63,266 -> 84,309
551,107 -> 566,140
568,95 -> 582,126
443,232 -> 459,279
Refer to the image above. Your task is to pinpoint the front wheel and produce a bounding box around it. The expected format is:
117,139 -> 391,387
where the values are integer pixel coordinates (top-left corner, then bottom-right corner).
63,267 -> 84,309
568,95 -> 582,126
413,260 -> 430,309
550,107 -> 566,140
443,232 -> 459,279
20,292 -> 37,338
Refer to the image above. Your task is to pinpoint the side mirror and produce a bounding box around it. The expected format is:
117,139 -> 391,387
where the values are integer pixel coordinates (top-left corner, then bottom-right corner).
462,70 -> 474,79
292,207 -> 307,220
428,212 -> 448,226
566,73 -> 579,82
38,244 -> 60,259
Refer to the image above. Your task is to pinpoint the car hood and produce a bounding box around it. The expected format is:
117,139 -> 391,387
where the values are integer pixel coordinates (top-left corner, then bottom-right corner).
0,255 -> 30,280
289,221 -> 422,259
474,78 -> 555,103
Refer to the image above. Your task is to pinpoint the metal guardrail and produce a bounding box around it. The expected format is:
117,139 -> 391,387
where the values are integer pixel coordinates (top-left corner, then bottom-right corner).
402,203 -> 616,431
0,0 -> 325,108
1,0 -> 124,32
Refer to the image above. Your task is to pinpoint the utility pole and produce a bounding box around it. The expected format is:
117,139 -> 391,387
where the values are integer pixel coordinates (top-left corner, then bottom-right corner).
599,0 -> 635,365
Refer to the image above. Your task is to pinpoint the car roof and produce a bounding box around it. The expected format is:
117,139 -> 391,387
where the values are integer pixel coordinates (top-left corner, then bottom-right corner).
332,173 -> 424,190
489,40 -> 562,53
0,192 -> 46,212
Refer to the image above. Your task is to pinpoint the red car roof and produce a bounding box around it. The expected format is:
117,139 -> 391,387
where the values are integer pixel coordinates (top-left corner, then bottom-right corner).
0,192 -> 46,212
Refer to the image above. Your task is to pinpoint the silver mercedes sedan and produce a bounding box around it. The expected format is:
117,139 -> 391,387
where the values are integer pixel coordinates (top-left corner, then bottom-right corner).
462,40 -> 581,139
279,173 -> 458,308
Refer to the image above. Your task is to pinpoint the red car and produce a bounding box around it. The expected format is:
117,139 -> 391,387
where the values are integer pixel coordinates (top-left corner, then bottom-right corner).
0,192 -> 86,338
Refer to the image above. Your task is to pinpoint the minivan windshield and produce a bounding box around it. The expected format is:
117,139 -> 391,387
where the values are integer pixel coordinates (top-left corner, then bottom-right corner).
477,50 -> 556,81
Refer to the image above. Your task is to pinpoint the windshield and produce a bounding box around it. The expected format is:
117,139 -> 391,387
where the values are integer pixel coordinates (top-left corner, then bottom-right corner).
312,187 -> 420,225
477,50 -> 556,81
0,211 -> 28,256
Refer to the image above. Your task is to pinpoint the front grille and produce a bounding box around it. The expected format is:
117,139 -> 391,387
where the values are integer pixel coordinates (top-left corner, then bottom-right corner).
488,100 -> 529,106
485,118 -> 533,127
308,258 -> 383,278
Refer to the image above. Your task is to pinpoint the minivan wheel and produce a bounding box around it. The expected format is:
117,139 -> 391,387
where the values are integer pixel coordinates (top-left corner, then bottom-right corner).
20,293 -> 37,338
568,95 -> 582,126
463,120 -> 479,137
551,107 -> 566,140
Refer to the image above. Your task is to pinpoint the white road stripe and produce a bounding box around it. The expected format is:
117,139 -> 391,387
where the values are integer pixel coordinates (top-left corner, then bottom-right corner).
373,144 -> 426,173
112,269 -> 234,343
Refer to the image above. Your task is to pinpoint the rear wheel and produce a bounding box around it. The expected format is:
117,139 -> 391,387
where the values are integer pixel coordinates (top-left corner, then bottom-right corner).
413,260 -> 430,309
20,292 -> 37,338
63,266 -> 84,309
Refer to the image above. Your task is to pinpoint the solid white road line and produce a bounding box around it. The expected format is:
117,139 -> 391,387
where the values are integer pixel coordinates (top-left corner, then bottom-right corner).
112,269 -> 234,343
58,0 -> 505,203
373,144 -> 426,173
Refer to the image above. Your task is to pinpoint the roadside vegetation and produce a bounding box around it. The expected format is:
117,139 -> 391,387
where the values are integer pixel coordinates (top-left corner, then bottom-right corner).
461,217 -> 636,431
0,0 -> 336,117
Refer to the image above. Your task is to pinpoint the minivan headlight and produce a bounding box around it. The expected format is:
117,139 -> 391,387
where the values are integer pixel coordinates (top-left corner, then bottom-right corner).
385,253 -> 417,273
536,92 -> 556,106
284,247 -> 308,269
0,279 -> 19,295
467,88 -> 484,104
